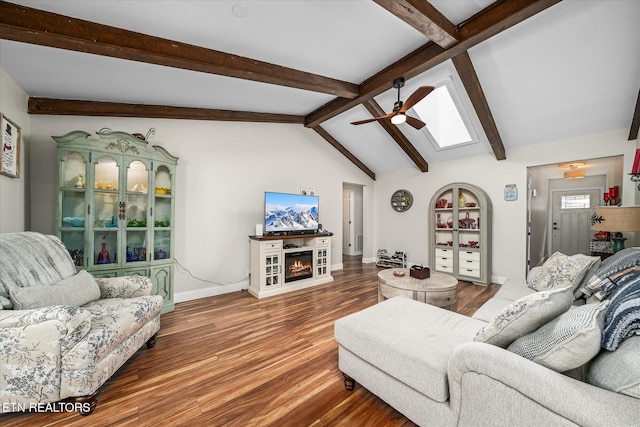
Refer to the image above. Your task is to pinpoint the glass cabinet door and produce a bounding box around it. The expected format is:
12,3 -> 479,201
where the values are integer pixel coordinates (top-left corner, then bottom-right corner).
92,155 -> 120,266
59,152 -> 87,266
125,160 -> 150,263
153,165 -> 173,261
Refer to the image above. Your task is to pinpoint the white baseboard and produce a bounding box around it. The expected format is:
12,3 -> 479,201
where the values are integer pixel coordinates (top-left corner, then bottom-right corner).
174,279 -> 249,303
362,257 -> 377,264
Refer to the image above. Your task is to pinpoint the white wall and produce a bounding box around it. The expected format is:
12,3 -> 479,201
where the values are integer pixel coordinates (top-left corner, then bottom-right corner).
27,116 -> 375,301
0,68 -> 30,233
374,129 -> 636,283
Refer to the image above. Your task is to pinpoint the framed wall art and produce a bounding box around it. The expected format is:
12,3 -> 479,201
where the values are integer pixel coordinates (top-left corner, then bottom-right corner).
1,113 -> 21,178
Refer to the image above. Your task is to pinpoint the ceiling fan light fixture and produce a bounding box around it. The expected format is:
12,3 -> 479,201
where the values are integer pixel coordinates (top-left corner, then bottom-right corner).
391,114 -> 406,125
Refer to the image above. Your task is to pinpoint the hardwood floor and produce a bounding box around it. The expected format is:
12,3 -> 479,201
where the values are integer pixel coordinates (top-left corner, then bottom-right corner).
2,257 -> 500,426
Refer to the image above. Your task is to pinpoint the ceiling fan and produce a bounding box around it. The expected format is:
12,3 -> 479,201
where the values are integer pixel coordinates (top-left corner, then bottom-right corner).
351,77 -> 435,130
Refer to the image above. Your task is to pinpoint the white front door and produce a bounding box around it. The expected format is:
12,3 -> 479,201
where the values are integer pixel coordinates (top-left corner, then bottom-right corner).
551,189 -> 601,255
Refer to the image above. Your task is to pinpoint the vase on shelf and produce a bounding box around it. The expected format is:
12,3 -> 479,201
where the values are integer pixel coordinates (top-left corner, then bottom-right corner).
458,190 -> 467,207
97,235 -> 110,264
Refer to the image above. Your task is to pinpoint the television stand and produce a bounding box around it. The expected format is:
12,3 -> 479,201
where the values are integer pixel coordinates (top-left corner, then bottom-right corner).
248,234 -> 333,298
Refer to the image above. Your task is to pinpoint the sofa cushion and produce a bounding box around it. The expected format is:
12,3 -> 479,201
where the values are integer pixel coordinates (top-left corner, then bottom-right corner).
334,297 -> 486,403
527,252 -> 599,292
9,270 -> 101,310
62,295 -> 163,370
601,269 -> 640,351
587,334 -> 640,399
507,302 -> 607,372
492,277 -> 536,302
474,286 -> 573,348
0,232 -> 77,309
578,247 -> 640,298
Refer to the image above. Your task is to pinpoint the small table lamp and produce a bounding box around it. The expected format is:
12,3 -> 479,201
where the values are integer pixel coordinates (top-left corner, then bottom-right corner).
591,206 -> 640,252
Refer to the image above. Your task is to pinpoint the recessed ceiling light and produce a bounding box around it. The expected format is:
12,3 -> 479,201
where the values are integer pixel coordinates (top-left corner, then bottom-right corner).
232,3 -> 249,18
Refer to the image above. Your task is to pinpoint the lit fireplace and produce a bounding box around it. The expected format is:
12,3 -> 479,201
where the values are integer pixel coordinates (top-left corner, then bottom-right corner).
284,250 -> 313,282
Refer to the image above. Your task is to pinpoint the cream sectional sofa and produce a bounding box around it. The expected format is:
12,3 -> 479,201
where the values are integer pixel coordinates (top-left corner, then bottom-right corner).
0,232 -> 163,414
334,250 -> 640,426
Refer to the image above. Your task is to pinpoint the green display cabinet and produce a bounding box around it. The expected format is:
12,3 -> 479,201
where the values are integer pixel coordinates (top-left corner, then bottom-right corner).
54,129 -> 178,313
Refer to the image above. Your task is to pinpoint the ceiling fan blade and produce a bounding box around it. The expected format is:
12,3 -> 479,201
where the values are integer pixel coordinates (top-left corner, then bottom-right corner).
405,115 -> 426,130
351,111 -> 396,125
399,86 -> 435,113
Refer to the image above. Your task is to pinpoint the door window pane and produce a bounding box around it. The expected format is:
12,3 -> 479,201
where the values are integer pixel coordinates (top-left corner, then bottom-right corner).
561,195 -> 590,209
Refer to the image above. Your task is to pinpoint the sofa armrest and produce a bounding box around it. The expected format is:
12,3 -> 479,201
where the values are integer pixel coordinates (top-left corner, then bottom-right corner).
0,306 -> 92,409
448,342 -> 640,427
96,275 -> 153,299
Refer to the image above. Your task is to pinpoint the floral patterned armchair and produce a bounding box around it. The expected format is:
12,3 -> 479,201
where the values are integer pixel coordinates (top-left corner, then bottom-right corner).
0,232 -> 163,414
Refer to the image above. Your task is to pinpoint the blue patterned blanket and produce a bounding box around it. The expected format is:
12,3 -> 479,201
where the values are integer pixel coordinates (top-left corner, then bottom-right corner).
602,269 -> 640,351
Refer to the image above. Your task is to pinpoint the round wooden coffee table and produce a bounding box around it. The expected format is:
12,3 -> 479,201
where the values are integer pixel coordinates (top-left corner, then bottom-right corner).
377,268 -> 459,311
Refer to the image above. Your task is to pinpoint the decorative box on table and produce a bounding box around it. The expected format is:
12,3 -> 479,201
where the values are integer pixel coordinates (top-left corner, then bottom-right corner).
410,265 -> 430,279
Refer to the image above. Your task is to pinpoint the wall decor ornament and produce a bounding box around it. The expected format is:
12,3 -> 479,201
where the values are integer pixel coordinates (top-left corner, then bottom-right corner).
391,189 -> 413,212
0,113 -> 21,178
504,184 -> 517,201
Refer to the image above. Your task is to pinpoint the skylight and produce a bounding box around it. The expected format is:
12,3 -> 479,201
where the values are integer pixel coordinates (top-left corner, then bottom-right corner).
411,77 -> 478,150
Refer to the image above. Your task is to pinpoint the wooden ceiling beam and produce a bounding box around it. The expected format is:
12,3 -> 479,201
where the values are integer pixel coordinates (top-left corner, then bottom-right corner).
305,0 -> 562,128
312,126 -> 376,180
373,0 -> 459,48
362,99 -> 429,172
629,88 -> 640,141
451,51 -> 506,160
0,1 -> 358,99
28,98 -> 305,124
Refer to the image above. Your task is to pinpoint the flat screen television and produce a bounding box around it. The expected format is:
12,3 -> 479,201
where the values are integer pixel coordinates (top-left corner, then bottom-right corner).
264,191 -> 319,235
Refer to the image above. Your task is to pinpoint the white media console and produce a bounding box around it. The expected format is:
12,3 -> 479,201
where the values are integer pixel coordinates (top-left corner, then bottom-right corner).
248,234 -> 333,298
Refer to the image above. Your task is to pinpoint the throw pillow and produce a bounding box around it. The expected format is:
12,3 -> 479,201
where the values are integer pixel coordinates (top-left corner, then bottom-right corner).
507,302 -> 608,372
527,252 -> 599,292
474,286 -> 573,348
587,334 -> 640,399
10,270 -> 101,310
578,247 -> 640,297
601,269 -> 640,351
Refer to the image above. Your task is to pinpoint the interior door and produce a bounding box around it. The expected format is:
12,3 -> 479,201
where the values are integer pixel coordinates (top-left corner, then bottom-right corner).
342,190 -> 354,255
551,189 -> 601,255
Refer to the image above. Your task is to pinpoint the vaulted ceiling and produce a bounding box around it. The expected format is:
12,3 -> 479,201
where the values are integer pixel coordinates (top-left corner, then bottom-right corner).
1,0 -> 639,180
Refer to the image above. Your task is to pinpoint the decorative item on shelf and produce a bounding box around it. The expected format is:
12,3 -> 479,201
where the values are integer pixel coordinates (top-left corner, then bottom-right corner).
459,212 -> 475,229
458,190 -> 467,207
593,231 -> 608,241
75,174 -> 85,188
154,219 -> 170,227
155,249 -> 167,259
629,148 -> 640,190
446,216 -> 454,228
608,186 -> 620,206
603,192 -> 610,205
393,270 -> 406,277
126,246 -> 138,262
435,198 -> 448,209
97,235 -> 110,264
127,219 -> 146,227
155,187 -> 171,195
105,216 -> 118,227
591,206 -> 640,252
63,216 -> 85,227
410,265 -> 430,279
465,202 -> 477,207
